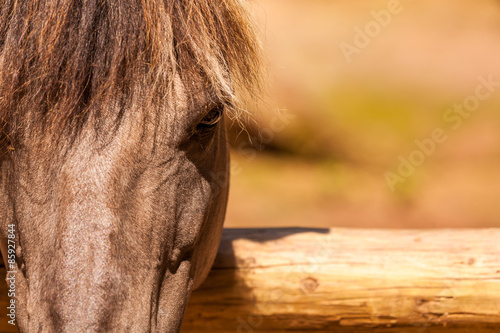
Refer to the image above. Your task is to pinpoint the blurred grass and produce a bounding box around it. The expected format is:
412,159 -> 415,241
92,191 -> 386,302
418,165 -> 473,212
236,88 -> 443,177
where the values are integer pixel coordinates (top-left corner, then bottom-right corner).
225,0 -> 500,229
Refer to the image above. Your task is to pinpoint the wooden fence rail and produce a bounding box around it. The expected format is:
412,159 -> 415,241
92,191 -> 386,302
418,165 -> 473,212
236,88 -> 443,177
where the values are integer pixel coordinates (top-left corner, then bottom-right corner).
1,228 -> 499,332
182,228 -> 500,332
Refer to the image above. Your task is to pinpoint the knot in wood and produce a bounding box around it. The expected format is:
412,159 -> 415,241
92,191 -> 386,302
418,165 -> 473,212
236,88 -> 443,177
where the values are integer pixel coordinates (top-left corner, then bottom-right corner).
300,277 -> 319,293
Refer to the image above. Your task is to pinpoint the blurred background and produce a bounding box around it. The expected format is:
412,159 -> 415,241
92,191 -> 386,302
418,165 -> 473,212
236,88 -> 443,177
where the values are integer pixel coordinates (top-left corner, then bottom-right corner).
225,0 -> 500,229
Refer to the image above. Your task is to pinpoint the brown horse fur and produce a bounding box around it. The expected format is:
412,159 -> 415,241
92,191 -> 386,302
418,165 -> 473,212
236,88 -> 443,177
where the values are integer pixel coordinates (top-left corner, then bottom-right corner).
0,0 -> 261,332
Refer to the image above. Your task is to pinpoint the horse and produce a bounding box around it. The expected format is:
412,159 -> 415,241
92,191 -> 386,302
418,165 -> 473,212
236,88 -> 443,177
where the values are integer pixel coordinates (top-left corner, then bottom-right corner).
0,0 -> 261,331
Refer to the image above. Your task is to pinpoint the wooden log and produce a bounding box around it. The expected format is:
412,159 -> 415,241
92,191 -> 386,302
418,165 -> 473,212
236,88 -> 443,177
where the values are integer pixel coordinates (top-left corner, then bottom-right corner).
182,228 -> 500,332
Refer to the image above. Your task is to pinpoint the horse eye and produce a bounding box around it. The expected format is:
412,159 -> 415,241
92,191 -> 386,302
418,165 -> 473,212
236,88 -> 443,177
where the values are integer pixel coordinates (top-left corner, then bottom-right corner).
197,104 -> 224,129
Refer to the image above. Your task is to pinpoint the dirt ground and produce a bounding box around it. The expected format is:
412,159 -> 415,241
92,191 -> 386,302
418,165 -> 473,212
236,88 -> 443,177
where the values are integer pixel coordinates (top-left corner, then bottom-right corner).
226,153 -> 500,229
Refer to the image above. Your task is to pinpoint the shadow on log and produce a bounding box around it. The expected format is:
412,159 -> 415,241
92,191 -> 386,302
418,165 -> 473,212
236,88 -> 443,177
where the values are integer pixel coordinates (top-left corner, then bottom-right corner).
182,228 -> 500,332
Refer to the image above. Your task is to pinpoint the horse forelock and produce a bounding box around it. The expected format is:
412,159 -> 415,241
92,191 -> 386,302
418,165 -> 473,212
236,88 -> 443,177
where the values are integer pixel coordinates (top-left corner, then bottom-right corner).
0,0 -> 262,151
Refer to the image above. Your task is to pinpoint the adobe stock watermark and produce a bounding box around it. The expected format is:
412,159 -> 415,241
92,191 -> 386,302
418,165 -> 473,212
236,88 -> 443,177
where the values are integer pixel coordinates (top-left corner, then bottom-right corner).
6,223 -> 17,326
385,74 -> 499,191
340,0 -> 415,64
234,108 -> 296,164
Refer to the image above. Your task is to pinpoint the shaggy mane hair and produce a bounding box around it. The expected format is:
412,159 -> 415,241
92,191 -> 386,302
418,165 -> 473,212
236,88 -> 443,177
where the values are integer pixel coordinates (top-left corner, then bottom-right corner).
0,0 -> 261,152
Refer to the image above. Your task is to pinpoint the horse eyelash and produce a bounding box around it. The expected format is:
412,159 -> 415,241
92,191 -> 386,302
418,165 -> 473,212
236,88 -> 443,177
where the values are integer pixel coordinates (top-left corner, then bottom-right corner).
197,104 -> 224,129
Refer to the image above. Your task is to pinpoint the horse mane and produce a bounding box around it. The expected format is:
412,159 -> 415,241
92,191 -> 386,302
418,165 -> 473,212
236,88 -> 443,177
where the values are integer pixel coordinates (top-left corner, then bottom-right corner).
0,0 -> 261,151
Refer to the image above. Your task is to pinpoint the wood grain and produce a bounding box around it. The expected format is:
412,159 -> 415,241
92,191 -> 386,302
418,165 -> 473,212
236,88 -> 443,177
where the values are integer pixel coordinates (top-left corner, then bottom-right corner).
182,228 -> 500,332
0,228 -> 499,332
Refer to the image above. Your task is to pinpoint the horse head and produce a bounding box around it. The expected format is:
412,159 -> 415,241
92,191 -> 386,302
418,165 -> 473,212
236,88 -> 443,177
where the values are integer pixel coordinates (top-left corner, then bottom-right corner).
0,1 -> 261,331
